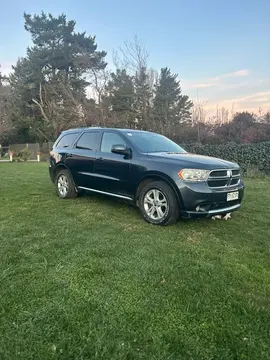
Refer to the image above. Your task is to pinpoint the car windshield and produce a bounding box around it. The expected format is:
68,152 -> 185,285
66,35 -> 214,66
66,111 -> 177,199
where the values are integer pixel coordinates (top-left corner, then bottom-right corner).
126,132 -> 186,153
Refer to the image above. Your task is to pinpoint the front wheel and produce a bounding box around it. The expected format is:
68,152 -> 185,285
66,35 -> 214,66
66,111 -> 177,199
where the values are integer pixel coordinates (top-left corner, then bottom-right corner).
55,169 -> 77,199
138,181 -> 179,225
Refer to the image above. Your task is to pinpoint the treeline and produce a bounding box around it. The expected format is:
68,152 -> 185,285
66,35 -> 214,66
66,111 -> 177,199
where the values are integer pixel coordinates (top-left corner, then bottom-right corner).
0,12 -> 270,146
176,111 -> 270,145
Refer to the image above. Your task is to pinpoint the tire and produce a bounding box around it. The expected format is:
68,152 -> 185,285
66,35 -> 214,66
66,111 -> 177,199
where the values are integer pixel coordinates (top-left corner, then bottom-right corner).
138,181 -> 179,225
55,169 -> 77,199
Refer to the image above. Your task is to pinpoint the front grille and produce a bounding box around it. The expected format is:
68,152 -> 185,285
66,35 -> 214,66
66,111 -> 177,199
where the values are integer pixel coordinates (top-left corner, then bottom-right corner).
209,170 -> 228,177
207,179 -> 228,188
207,168 -> 241,189
232,169 -> 240,176
231,178 -> 239,185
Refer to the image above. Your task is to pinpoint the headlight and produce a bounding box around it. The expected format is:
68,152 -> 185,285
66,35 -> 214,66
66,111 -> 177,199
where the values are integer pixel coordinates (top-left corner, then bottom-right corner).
178,169 -> 210,181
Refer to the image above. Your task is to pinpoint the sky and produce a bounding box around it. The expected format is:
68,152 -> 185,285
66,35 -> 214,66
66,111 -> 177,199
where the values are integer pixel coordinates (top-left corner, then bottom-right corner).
0,0 -> 270,114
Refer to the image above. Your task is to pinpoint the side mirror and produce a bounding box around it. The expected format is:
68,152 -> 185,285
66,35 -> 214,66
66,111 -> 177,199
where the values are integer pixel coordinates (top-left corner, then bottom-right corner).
111,144 -> 131,157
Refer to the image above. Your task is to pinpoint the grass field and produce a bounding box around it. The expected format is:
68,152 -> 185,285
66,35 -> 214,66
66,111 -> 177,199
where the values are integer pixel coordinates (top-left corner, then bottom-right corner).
0,163 -> 270,360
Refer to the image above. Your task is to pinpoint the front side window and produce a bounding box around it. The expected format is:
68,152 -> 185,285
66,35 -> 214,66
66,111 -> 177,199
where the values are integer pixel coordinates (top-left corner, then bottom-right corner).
101,132 -> 127,153
57,133 -> 78,148
76,132 -> 99,151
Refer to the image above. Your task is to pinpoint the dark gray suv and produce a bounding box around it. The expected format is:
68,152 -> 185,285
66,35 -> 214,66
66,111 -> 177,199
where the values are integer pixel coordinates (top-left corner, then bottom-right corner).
49,128 -> 244,225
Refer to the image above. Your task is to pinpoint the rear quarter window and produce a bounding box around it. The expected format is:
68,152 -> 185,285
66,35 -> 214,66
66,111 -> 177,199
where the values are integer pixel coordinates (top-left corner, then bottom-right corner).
56,133 -> 78,148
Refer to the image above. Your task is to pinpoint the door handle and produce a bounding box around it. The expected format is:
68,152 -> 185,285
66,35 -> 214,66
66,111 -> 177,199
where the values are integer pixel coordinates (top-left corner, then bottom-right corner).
66,153 -> 73,158
97,157 -> 104,160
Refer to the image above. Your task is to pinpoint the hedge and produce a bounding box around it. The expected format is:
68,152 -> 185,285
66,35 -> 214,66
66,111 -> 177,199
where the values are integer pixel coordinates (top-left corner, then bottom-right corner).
183,141 -> 270,174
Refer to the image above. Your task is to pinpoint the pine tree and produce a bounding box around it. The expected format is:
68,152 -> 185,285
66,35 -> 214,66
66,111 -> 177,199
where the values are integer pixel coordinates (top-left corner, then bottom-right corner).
23,12 -> 106,89
9,12 -> 107,140
153,67 -> 193,136
106,69 -> 135,128
133,67 -> 152,129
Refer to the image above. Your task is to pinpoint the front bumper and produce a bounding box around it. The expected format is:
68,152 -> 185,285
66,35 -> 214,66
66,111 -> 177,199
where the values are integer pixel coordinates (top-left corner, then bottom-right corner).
180,202 -> 242,218
175,179 -> 244,218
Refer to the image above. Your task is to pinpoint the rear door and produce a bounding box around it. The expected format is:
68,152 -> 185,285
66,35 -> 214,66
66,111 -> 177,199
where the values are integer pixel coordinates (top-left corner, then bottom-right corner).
51,132 -> 79,171
94,131 -> 132,197
65,130 -> 101,188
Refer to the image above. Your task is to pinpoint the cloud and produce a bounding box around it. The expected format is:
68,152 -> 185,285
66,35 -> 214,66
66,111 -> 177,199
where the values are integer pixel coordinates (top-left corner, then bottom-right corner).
202,91 -> 270,114
184,82 -> 215,89
182,69 -> 270,115
183,69 -> 249,90
213,69 -> 249,81
0,62 -> 13,76
224,91 -> 270,103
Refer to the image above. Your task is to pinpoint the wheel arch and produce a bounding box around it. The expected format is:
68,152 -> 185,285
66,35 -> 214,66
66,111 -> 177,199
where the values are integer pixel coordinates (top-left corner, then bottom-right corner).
53,163 -> 71,182
135,172 -> 183,208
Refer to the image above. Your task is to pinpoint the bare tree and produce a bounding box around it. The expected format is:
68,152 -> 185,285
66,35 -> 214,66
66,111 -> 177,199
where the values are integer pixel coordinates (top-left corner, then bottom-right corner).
113,35 -> 149,74
89,69 -> 109,104
147,68 -> 159,95
191,96 -> 212,142
31,81 -> 87,138
86,68 -> 111,126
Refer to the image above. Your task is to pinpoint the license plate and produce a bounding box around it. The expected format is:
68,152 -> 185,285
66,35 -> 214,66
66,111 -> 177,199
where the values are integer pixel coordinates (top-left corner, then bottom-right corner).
227,191 -> 239,201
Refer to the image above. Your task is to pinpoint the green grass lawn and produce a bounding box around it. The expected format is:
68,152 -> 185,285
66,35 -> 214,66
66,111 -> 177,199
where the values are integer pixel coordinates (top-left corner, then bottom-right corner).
0,163 -> 270,360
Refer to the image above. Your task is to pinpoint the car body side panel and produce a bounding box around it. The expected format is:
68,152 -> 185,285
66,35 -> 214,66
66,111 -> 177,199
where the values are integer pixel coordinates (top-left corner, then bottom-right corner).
94,151 -> 132,196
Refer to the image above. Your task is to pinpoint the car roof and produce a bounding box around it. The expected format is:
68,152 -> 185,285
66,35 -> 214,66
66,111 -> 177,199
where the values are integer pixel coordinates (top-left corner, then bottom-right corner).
61,127 -> 152,135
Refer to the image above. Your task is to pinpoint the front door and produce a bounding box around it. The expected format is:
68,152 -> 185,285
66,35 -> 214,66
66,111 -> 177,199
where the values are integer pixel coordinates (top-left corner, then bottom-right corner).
94,131 -> 132,197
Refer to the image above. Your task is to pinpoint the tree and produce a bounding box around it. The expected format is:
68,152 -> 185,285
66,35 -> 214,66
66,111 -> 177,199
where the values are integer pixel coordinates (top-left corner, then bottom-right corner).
232,111 -> 255,127
133,67 -> 152,129
214,112 -> 256,143
232,112 -> 256,142
23,12 -> 107,89
0,71 -> 12,143
9,12 -> 107,141
152,67 -> 193,136
112,37 -> 157,130
87,68 -> 110,126
113,35 -> 149,74
105,69 -> 135,128
264,112 -> 270,124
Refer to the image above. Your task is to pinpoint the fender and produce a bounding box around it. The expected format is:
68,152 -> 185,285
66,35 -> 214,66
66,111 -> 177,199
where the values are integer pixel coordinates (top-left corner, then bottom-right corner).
135,170 -> 184,208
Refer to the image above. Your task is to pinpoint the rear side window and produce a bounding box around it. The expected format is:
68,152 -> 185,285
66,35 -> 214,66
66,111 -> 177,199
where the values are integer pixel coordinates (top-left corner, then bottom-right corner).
76,132 -> 99,151
101,132 -> 126,153
56,133 -> 78,148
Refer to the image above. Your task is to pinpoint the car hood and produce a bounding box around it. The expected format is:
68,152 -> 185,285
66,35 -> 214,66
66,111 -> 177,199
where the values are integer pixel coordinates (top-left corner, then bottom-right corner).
146,152 -> 238,169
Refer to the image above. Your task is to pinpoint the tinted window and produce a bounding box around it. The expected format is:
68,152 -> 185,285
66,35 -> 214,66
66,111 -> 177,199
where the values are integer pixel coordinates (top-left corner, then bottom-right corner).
126,132 -> 186,153
57,133 -> 78,148
76,132 -> 99,151
101,132 -> 126,153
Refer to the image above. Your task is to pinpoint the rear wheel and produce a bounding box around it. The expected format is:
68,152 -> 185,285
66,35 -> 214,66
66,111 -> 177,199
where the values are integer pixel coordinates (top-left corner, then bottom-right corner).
55,169 -> 77,199
138,181 -> 179,225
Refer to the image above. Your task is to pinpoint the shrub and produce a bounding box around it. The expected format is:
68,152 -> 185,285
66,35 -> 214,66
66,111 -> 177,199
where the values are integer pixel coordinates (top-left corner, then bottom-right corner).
20,148 -> 31,161
11,147 -> 32,162
184,141 -> 270,174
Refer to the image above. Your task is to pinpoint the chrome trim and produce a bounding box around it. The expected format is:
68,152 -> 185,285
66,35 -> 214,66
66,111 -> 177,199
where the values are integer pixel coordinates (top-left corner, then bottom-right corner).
207,168 -> 241,189
77,186 -> 133,200
208,168 -> 240,178
208,203 -> 241,214
208,175 -> 240,180
78,172 -> 119,181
